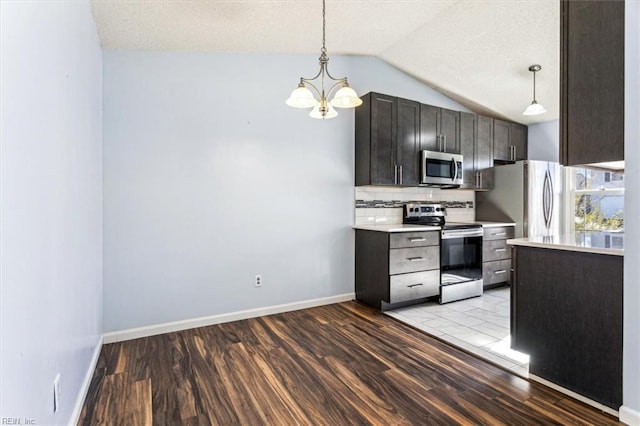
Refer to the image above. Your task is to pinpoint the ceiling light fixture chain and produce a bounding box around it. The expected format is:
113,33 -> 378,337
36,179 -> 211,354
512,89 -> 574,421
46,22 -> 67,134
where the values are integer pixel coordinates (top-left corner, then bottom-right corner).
523,64 -> 546,116
285,0 -> 362,119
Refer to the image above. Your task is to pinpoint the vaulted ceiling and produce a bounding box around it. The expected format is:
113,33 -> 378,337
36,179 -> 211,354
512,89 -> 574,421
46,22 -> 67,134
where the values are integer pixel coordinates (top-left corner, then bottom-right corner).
91,0 -> 559,125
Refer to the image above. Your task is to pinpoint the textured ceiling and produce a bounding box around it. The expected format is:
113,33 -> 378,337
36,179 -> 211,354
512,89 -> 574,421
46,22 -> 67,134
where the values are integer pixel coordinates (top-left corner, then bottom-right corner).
91,0 -> 559,125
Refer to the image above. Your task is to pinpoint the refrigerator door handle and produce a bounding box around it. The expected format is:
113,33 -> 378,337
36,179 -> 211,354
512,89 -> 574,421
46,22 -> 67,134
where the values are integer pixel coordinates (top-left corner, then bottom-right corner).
542,169 -> 553,230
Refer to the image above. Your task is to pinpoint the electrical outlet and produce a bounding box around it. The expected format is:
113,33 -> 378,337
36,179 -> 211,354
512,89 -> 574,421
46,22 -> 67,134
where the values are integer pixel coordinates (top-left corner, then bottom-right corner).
53,374 -> 60,413
255,275 -> 262,287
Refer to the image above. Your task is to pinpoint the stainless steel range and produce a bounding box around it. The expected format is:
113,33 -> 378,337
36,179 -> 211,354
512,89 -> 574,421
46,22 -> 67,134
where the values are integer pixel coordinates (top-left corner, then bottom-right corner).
403,203 -> 483,304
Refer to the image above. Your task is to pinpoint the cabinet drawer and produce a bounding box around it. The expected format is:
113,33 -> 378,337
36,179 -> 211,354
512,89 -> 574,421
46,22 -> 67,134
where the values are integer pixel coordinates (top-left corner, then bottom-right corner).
389,270 -> 440,303
390,231 -> 439,249
483,226 -> 514,241
483,259 -> 511,286
389,246 -> 439,275
483,239 -> 511,262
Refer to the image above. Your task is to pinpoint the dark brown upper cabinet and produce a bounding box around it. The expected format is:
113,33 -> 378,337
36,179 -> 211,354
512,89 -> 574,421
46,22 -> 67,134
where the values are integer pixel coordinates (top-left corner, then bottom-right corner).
356,92 -> 526,189
493,119 -> 527,163
560,0 -> 624,166
460,112 -> 494,190
419,105 -> 460,154
355,93 -> 420,186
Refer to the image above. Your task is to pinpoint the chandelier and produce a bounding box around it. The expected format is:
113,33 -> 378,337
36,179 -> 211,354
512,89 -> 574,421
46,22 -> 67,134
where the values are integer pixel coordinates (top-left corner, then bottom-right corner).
285,0 -> 362,119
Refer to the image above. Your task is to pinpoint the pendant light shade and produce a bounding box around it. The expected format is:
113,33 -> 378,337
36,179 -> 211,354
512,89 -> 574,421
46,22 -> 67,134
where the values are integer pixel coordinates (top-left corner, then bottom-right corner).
523,101 -> 547,116
523,64 -> 546,116
285,0 -> 362,119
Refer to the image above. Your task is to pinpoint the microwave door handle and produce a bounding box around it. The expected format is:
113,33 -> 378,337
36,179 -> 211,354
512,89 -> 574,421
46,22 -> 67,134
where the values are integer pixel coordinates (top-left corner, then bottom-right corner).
449,158 -> 455,181
452,157 -> 458,182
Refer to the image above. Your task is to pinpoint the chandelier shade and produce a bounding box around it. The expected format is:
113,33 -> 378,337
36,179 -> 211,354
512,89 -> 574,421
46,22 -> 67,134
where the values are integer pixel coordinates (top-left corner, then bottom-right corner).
330,86 -> 363,108
285,85 -> 317,108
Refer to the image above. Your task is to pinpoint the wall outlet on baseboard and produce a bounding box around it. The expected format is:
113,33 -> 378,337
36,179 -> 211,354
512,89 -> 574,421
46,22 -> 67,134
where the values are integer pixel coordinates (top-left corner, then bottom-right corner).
53,373 -> 61,413
255,275 -> 262,287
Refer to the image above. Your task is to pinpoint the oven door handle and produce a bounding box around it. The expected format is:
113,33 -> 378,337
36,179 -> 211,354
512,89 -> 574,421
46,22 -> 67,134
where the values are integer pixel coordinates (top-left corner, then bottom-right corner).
441,230 -> 483,239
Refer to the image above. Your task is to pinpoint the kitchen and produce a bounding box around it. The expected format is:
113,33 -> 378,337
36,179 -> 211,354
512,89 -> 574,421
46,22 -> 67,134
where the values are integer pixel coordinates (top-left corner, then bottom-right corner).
1,1 -> 639,425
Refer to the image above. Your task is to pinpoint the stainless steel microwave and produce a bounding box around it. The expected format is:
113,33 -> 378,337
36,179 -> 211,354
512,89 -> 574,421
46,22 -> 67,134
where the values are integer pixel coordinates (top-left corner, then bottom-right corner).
421,150 -> 463,187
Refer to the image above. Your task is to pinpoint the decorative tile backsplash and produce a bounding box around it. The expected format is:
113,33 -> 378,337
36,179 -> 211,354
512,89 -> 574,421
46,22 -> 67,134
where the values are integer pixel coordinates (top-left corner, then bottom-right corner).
354,186 -> 475,225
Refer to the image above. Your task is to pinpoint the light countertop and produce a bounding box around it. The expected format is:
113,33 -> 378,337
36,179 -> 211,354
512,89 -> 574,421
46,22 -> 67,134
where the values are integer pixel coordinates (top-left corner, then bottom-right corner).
352,224 -> 441,233
507,236 -> 623,256
353,221 -> 514,233
473,221 -> 516,228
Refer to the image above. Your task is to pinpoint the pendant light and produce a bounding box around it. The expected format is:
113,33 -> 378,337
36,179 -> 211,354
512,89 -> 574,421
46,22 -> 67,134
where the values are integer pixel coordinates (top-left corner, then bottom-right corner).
523,64 -> 547,116
285,0 -> 362,119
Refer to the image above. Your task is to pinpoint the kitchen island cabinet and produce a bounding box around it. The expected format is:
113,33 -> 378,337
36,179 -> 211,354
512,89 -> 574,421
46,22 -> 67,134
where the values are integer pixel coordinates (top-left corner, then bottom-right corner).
509,241 -> 622,410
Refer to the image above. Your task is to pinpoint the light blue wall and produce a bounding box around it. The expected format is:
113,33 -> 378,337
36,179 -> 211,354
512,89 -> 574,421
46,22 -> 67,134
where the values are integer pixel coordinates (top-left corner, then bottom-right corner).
623,0 -> 640,421
527,120 -> 559,162
102,52 -> 470,332
0,1 -> 103,424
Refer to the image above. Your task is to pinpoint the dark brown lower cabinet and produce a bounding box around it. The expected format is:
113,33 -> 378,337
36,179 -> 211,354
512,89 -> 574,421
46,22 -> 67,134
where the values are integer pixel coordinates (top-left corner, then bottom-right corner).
355,229 -> 440,310
511,246 -> 623,409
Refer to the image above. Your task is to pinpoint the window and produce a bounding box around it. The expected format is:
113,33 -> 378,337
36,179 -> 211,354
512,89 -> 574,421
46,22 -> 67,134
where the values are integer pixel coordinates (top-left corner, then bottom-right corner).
564,167 -> 624,248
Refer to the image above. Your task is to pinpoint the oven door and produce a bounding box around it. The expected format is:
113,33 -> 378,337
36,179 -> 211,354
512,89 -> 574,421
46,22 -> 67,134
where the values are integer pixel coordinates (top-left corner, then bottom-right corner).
440,229 -> 483,286
421,150 -> 463,186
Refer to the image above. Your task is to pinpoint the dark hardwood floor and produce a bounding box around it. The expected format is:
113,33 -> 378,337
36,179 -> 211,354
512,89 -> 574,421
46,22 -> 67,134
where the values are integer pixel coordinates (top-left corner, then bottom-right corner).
79,302 -> 621,425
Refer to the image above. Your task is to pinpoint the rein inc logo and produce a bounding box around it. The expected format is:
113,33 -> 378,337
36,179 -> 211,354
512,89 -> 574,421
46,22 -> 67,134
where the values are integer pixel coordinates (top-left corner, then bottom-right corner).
1,419 -> 36,425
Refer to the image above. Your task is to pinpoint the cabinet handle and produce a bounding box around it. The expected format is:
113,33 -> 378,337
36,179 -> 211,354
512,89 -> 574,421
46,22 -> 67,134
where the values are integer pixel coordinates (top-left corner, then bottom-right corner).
474,172 -> 479,187
394,164 -> 398,185
492,232 -> 507,236
407,257 -> 425,262
443,135 -> 447,152
407,283 -> 424,288
494,270 -> 507,274
399,165 -> 403,185
494,248 -> 507,252
409,238 -> 426,242
480,172 -> 483,188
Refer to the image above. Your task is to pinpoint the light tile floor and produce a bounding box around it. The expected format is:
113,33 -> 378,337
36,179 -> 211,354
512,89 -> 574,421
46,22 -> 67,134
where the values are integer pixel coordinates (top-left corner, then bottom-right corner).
385,286 -> 530,378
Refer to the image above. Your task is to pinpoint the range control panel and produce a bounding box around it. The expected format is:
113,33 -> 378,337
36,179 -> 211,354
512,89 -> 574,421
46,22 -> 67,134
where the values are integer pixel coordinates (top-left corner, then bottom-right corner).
403,203 -> 446,219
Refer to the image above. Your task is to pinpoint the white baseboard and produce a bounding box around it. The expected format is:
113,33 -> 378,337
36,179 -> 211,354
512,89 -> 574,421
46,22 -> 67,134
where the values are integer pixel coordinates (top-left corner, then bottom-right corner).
529,374 -> 618,418
620,405 -> 640,426
70,335 -> 104,425
103,293 -> 355,344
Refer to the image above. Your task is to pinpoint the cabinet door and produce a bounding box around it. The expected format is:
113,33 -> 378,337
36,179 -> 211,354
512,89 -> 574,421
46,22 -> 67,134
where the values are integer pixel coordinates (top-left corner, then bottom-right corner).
459,112 -> 477,188
560,0 -> 624,166
370,93 -> 397,185
419,104 -> 439,152
440,108 -> 460,154
493,119 -> 511,162
476,115 -> 494,189
511,122 -> 528,161
396,98 -> 421,186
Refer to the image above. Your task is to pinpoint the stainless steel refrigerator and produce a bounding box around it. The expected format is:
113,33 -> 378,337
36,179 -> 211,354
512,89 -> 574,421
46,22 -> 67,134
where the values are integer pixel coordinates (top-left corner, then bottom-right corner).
476,160 -> 564,239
